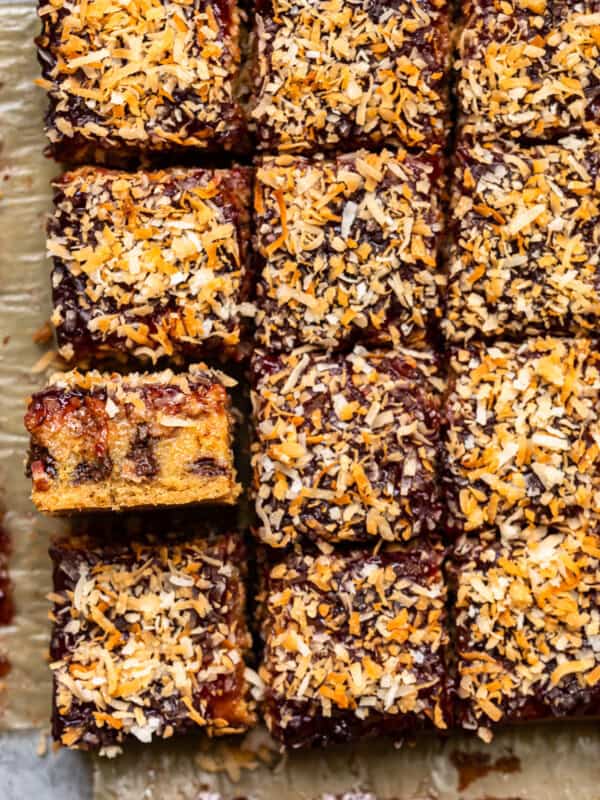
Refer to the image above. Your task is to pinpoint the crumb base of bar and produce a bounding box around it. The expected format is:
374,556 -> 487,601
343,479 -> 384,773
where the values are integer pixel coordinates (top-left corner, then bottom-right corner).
32,476 -> 240,514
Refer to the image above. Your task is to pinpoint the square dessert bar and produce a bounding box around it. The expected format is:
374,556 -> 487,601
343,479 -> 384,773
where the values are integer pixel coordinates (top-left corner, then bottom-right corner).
457,0 -> 600,141
251,347 -> 443,547
251,0 -> 450,154
444,135 -> 600,342
444,338 -> 600,538
25,365 -> 240,513
36,0 -> 246,162
48,166 -> 253,365
452,530 -> 600,742
49,530 -> 257,753
259,546 -> 451,748
254,150 -> 445,352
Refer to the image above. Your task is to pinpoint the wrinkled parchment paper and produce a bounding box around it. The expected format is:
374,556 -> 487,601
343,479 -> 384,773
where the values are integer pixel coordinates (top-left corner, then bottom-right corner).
2,4 -> 600,798
0,1 -> 63,731
94,723 -> 600,799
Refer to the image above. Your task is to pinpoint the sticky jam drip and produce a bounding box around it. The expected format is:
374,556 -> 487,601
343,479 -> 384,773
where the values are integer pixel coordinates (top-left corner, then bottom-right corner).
0,520 -> 13,679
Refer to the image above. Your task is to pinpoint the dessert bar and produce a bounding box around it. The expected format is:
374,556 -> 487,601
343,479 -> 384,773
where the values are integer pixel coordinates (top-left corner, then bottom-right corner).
251,0 -> 450,154
25,365 -> 240,513
259,545 -> 451,747
49,166 -> 253,364
49,530 -> 256,752
452,529 -> 600,742
254,150 -> 445,352
444,338 -> 600,538
444,135 -> 600,342
36,0 -> 246,163
252,347 -> 443,547
457,0 -> 600,141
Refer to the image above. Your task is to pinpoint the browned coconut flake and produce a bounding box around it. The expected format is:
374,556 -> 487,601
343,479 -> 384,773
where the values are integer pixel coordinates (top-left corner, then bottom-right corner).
48,166 -> 253,365
259,545 -> 451,747
457,0 -> 600,141
251,0 -> 450,154
444,337 -> 600,539
444,134 -> 600,342
254,149 -> 445,352
36,0 -> 247,161
452,528 -> 600,742
251,346 -> 444,548
49,531 -> 260,755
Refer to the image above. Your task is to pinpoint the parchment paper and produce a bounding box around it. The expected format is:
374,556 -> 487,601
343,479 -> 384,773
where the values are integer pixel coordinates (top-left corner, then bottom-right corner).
1,4 -> 600,799
94,723 -> 600,799
0,0 -> 63,731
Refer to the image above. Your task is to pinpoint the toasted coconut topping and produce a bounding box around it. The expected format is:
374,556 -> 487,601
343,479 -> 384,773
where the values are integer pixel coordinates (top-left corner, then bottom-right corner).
45,362 -> 237,394
36,0 -> 245,155
457,0 -> 600,141
453,529 -> 600,741
48,166 -> 252,364
445,338 -> 600,538
254,150 -> 445,352
49,532 -> 257,751
251,347 -> 444,548
251,0 -> 450,153
444,135 -> 600,342
260,546 -> 450,747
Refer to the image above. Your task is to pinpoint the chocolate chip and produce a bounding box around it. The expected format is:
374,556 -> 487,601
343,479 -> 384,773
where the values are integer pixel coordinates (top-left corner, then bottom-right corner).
188,457 -> 229,477
126,424 -> 158,479
25,442 -> 57,480
72,457 -> 113,485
